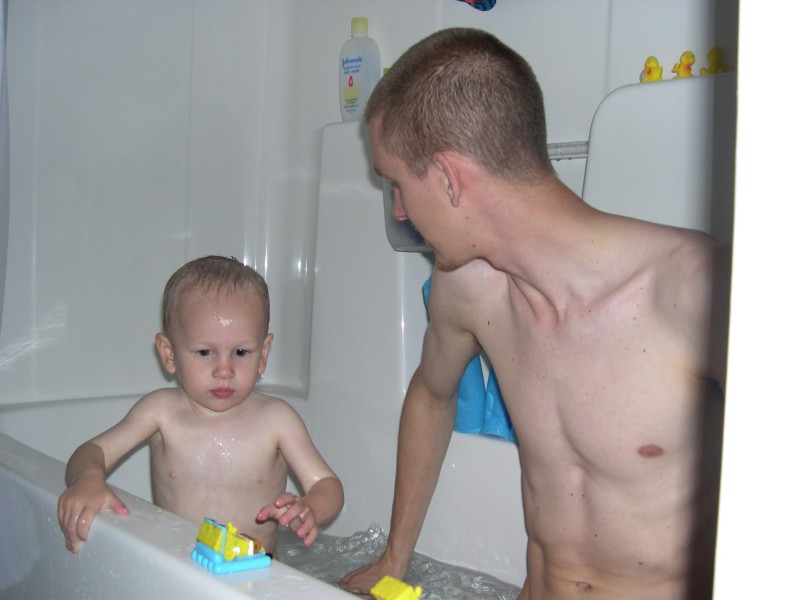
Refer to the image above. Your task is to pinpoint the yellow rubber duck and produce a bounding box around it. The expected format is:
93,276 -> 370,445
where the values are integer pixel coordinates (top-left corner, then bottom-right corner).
672,51 -> 695,78
700,46 -> 727,75
639,56 -> 663,82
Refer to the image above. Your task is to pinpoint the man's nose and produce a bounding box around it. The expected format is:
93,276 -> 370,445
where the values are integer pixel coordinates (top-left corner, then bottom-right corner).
391,188 -> 408,221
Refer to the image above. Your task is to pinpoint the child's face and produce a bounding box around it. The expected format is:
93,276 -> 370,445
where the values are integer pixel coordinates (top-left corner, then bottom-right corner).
155,286 -> 271,414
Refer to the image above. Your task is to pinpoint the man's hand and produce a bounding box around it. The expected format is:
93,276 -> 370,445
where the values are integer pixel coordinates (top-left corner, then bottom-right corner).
338,553 -> 406,597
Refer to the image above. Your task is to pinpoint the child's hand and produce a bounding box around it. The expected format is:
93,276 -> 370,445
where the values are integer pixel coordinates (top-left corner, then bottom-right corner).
256,492 -> 320,547
57,472 -> 130,553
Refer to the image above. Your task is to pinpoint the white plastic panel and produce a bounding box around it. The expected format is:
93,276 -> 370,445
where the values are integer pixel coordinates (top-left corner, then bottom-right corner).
0,1 -> 315,404
582,73 -> 736,241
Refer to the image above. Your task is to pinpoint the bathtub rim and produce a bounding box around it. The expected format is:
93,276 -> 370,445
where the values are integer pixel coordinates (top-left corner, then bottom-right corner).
0,432 -> 355,599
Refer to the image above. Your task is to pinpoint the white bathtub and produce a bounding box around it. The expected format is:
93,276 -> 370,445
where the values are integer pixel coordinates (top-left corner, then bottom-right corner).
0,431 -> 355,599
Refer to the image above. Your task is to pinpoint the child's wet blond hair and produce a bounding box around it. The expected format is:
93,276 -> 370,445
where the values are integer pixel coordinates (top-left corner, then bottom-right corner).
161,255 -> 270,338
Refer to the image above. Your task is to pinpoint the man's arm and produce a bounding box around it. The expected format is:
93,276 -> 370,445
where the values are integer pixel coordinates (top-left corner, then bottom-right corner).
340,271 -> 479,594
338,368 -> 458,594
386,367 -> 460,571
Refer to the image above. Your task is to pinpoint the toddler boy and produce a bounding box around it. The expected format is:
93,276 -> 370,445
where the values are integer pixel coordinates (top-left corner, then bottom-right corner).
58,255 -> 344,555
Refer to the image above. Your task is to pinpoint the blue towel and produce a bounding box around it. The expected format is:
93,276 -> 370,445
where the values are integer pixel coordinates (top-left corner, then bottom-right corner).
422,277 -> 517,444
456,0 -> 497,10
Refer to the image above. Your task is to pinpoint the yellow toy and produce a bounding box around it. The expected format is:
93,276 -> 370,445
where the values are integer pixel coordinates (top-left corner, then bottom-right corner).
191,517 -> 272,574
701,46 -> 728,75
370,575 -> 423,600
639,56 -> 663,82
672,50 -> 695,78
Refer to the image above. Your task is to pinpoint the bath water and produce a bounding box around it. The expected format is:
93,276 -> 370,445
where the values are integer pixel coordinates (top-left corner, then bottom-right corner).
278,524 -> 522,599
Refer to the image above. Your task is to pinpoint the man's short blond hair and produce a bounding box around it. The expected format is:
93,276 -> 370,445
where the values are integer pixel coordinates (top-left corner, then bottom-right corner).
365,27 -> 554,184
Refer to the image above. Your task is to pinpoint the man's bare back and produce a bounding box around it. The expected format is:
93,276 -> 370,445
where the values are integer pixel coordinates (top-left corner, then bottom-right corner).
430,219 -> 726,599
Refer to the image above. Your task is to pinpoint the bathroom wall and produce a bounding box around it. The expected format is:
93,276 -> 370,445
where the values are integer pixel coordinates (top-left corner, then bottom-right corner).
2,1 -> 313,401
0,0 -> 737,406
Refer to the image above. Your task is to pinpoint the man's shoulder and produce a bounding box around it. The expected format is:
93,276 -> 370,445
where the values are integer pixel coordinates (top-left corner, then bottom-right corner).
620,220 -> 719,282
431,258 -> 508,302
646,227 -> 728,350
426,260 -> 510,361
657,227 -> 725,288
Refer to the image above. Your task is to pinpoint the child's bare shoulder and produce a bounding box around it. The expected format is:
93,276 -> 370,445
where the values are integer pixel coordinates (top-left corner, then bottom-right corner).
129,387 -> 186,417
245,393 -> 307,427
138,387 -> 184,403
247,392 -> 297,412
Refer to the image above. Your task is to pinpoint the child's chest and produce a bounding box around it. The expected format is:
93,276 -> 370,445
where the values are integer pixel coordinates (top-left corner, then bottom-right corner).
150,413 -> 283,487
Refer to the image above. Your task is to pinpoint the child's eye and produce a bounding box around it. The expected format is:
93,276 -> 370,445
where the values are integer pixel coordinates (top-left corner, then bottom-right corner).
197,349 -> 212,357
234,348 -> 250,357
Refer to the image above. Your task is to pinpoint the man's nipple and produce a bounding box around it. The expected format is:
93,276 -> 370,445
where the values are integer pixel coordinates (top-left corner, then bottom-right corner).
638,444 -> 664,458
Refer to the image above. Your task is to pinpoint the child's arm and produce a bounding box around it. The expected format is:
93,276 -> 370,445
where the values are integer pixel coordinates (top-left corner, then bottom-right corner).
58,441 -> 131,552
259,476 -> 344,547
255,402 -> 344,546
56,391 -> 164,552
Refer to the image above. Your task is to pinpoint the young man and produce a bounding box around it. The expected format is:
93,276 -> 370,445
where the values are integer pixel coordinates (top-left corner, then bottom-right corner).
340,28 -> 729,599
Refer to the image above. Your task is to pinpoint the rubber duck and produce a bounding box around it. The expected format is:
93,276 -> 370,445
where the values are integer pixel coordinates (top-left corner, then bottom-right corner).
639,56 -> 663,82
701,46 -> 728,75
672,51 -> 695,78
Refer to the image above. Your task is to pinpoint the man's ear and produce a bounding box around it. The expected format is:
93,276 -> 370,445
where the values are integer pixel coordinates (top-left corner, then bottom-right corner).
155,333 -> 177,374
432,151 -> 461,207
259,333 -> 274,376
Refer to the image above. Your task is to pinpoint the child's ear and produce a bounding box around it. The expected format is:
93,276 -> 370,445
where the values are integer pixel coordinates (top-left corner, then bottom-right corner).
155,333 -> 177,374
259,333 -> 274,376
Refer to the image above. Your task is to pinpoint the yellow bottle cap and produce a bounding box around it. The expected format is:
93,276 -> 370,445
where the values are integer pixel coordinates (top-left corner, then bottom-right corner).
351,17 -> 368,36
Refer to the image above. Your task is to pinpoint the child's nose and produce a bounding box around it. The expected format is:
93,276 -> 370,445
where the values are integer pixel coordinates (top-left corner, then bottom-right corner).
213,358 -> 233,379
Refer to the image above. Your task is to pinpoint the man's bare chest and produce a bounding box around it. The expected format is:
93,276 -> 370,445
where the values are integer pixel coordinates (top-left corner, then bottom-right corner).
476,300 -> 707,471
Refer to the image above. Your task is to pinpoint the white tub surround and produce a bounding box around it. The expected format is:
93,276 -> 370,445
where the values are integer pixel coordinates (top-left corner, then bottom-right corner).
0,433 -> 353,600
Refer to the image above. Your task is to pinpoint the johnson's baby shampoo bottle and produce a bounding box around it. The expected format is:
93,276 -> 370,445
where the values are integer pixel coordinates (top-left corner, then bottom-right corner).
339,17 -> 380,121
